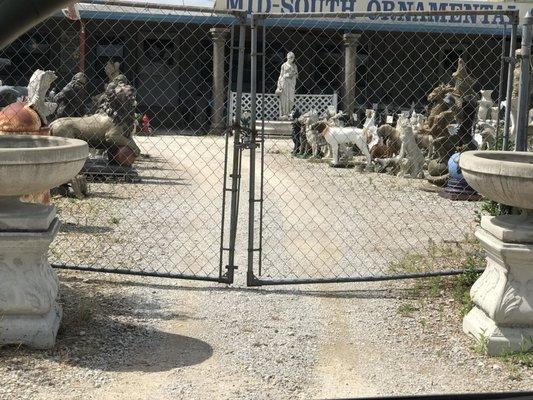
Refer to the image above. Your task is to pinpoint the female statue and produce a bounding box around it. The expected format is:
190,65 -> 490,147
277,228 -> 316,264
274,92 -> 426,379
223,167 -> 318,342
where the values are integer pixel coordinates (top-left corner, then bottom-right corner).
275,52 -> 298,120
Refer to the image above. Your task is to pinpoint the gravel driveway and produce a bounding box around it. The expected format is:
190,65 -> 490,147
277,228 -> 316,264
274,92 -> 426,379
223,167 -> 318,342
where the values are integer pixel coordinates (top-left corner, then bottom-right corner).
1,134 -> 531,399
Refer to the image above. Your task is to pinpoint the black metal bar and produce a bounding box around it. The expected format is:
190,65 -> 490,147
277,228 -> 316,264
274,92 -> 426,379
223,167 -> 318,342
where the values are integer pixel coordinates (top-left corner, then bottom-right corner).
257,22 -> 267,278
515,10 -> 533,151
495,24 -> 508,145
503,21 -> 518,150
247,15 -> 259,287
224,22 -> 247,283
52,263 -> 230,283
219,25 -> 236,280
248,269 -> 485,287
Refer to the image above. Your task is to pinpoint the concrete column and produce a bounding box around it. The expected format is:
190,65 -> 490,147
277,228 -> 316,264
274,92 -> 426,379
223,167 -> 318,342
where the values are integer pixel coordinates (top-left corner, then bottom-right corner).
210,27 -> 229,133
343,33 -> 361,115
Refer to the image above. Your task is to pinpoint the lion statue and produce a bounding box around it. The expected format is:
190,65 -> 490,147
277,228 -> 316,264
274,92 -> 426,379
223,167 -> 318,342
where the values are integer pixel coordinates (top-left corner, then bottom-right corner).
50,74 -> 140,165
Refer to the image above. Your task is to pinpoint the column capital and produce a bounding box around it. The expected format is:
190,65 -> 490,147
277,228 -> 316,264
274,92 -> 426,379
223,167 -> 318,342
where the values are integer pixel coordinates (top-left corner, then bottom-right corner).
210,27 -> 230,43
343,33 -> 361,48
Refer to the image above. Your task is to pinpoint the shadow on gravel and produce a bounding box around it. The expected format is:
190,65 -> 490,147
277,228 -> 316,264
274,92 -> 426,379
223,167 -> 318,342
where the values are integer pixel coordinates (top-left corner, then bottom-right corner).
89,191 -> 130,201
0,278 -> 213,378
108,330 -> 213,373
60,275 -> 419,300
61,223 -> 114,234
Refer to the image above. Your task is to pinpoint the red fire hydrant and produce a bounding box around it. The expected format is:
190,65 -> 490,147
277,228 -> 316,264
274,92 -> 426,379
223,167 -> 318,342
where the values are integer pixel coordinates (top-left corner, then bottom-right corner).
141,113 -> 151,134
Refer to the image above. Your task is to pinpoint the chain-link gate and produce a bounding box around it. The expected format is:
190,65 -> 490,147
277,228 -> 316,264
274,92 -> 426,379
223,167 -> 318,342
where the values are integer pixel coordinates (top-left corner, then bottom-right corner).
0,1 -> 523,287
245,10 -> 519,286
0,1 -> 248,283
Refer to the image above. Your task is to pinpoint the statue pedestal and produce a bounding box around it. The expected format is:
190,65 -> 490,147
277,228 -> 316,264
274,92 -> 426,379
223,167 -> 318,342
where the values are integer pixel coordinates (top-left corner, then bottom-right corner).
463,215 -> 533,355
257,121 -> 292,138
0,204 -> 62,349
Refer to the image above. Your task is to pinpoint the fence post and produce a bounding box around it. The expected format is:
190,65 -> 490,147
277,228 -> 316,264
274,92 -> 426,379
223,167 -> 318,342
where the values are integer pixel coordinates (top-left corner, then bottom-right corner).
503,17 -> 518,151
515,10 -> 533,151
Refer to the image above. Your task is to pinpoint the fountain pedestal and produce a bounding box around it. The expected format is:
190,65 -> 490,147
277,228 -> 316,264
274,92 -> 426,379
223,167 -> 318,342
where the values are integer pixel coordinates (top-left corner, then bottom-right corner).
463,214 -> 533,355
0,201 -> 62,349
0,134 -> 87,349
459,150 -> 533,355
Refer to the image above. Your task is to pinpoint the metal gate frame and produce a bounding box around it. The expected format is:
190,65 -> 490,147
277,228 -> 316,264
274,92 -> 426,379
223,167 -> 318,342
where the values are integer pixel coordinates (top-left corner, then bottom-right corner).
51,2 -> 248,284
245,9 -> 520,287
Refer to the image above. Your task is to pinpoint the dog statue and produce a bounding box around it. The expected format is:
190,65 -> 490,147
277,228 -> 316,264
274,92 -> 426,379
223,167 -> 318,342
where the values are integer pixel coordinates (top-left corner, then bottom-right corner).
376,116 -> 425,178
312,120 -> 373,168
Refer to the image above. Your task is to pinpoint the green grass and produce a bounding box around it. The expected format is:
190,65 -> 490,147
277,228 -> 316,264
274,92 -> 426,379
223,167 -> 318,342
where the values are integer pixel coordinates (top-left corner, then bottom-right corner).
394,236 -> 532,376
398,303 -> 418,317
393,236 -> 483,320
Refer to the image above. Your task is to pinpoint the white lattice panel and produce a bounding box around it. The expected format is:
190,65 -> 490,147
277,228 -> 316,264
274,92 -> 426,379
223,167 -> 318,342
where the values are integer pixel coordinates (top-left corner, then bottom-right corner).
229,92 -> 338,122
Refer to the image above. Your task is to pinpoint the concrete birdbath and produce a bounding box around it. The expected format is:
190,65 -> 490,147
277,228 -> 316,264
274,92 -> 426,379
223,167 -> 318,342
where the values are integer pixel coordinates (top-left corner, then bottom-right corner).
460,150 -> 533,355
0,134 -> 87,348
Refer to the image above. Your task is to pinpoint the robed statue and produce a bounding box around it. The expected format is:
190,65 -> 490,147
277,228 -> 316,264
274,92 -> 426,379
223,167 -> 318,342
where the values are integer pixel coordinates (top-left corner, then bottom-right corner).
276,52 -> 298,120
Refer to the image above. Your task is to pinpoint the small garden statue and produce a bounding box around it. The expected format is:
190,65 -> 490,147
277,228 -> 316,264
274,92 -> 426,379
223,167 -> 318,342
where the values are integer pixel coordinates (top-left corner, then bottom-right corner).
53,72 -> 88,118
50,74 -> 140,166
276,52 -> 298,120
291,108 -> 302,155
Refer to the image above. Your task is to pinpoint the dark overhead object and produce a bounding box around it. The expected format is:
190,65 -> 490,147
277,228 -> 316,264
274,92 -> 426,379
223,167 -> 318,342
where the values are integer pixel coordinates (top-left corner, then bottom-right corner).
0,0 -> 73,50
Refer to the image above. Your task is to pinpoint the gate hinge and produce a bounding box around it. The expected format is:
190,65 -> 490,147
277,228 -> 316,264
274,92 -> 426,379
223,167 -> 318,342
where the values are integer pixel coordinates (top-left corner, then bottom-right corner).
222,264 -> 238,284
225,264 -> 238,272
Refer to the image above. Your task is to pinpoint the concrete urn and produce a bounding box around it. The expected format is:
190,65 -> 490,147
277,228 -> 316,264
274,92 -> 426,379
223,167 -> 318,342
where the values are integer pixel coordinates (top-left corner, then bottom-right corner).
0,135 -> 88,348
460,150 -> 533,355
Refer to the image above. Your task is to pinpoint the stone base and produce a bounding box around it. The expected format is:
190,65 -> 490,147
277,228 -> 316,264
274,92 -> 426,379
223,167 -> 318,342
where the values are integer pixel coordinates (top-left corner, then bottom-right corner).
463,216 -> 533,355
0,217 -> 61,349
0,303 -> 62,349
82,156 -> 141,183
257,121 -> 292,138
438,177 -> 483,201
463,307 -> 533,355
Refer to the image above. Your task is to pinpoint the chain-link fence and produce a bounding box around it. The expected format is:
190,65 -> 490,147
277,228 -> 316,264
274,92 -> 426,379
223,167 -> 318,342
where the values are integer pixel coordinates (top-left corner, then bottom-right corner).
245,10 -> 519,285
0,2 -> 522,286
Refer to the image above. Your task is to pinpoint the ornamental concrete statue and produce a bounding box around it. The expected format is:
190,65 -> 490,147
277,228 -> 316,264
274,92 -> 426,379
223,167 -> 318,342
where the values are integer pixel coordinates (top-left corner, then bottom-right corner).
105,60 -> 121,82
452,58 -> 476,99
477,89 -> 494,122
50,74 -> 140,166
275,52 -> 298,120
53,72 -> 88,118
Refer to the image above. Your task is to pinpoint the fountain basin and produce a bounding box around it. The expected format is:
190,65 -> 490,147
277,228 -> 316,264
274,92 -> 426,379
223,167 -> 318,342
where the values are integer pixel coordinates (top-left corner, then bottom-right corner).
459,151 -> 533,210
0,134 -> 88,197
